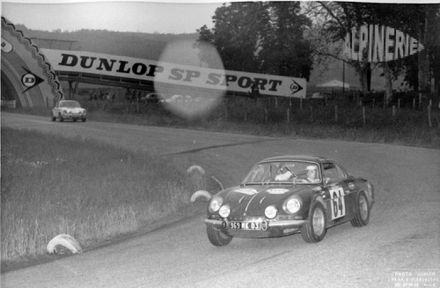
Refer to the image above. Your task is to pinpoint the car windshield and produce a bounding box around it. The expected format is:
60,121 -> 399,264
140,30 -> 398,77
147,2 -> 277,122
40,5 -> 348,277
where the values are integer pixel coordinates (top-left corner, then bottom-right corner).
60,101 -> 81,108
242,161 -> 321,185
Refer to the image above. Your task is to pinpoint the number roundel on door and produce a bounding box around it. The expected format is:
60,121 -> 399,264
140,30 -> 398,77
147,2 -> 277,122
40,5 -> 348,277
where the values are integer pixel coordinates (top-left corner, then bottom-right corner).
329,186 -> 346,220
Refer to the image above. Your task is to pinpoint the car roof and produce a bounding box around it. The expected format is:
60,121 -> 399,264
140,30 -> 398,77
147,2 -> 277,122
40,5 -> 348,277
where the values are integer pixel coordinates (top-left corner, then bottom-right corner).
258,155 -> 331,164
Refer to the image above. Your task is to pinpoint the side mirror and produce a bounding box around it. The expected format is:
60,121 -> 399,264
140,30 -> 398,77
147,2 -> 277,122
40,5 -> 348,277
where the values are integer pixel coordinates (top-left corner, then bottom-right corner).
324,177 -> 330,185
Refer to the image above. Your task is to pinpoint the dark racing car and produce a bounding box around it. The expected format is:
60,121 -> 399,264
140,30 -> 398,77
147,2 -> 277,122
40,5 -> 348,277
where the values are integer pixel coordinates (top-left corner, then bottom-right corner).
204,155 -> 375,246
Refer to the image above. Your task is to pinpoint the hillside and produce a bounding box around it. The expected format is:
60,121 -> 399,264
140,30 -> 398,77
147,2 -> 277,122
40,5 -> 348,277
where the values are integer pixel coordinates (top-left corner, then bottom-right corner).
15,24 -> 197,61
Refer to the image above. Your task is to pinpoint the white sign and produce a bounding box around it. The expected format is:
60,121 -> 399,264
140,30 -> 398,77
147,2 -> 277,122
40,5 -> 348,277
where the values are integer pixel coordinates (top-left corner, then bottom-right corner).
1,37 -> 13,53
41,49 -> 307,98
344,25 -> 424,63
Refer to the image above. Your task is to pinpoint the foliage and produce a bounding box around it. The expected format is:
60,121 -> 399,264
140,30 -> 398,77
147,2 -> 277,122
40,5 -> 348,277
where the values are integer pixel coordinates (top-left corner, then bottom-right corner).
260,2 -> 313,79
197,2 -> 313,79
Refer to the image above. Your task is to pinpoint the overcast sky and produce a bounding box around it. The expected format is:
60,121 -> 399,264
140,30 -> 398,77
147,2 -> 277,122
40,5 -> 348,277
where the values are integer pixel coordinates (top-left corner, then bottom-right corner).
1,0 -> 434,34
1,1 -> 221,34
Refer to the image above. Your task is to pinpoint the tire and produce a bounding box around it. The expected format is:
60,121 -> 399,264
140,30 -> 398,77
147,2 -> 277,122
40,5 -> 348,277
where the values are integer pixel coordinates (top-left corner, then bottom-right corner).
51,115 -> 56,121
82,118 -> 87,122
73,118 -> 77,122
301,201 -> 327,243
59,113 -> 64,122
207,225 -> 232,247
351,191 -> 370,227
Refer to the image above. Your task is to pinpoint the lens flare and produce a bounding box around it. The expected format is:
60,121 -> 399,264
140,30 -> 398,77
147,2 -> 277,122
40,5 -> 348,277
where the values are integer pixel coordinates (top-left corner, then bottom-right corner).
155,39 -> 225,119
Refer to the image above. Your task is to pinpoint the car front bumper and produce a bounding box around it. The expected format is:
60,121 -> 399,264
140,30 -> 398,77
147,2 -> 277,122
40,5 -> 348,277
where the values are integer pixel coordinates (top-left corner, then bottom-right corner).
61,113 -> 86,119
205,218 -> 306,238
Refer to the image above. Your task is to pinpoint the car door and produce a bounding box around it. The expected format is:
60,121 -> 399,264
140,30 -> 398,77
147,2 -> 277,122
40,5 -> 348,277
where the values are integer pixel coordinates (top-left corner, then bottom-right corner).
334,164 -> 356,220
322,162 -> 353,224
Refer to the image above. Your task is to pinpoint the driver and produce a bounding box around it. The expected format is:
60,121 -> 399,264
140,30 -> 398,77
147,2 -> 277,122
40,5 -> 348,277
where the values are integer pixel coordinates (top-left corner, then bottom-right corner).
275,164 -> 293,181
306,165 -> 319,183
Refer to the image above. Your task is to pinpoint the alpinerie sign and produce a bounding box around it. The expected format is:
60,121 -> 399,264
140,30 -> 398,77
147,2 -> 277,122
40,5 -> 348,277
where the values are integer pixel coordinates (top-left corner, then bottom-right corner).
41,49 -> 307,98
343,24 -> 424,62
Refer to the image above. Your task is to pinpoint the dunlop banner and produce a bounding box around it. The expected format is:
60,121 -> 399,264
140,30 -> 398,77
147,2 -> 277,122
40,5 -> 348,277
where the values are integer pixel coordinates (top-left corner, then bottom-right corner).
41,49 -> 307,98
343,24 -> 424,62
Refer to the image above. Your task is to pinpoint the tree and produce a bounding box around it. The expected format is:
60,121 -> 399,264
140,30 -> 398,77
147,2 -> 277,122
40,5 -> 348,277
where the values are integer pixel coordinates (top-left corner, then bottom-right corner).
197,2 -> 270,72
259,2 -> 312,79
197,2 -> 313,80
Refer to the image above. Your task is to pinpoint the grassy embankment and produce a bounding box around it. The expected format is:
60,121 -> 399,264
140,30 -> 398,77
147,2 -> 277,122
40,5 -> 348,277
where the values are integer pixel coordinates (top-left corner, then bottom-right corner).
89,95 -> 440,148
10,91 -> 439,148
1,127 -> 209,269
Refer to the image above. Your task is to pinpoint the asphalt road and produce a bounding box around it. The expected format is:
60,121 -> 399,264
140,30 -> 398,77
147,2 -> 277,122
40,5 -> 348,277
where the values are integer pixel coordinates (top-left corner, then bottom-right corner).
2,112 -> 439,288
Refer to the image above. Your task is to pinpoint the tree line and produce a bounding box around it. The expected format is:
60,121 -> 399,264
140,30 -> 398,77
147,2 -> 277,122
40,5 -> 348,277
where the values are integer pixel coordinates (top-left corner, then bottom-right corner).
197,1 -> 440,105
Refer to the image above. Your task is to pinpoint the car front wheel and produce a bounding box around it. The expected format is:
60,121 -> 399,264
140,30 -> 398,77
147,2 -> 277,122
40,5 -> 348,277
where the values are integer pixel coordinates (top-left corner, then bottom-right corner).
351,191 -> 370,227
207,225 -> 232,247
301,201 -> 327,243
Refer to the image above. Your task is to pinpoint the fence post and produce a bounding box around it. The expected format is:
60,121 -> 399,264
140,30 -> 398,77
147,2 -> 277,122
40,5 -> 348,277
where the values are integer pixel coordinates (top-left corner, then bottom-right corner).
392,105 -> 396,117
412,98 -> 416,110
224,103 -> 228,121
362,105 -> 366,126
428,100 -> 432,128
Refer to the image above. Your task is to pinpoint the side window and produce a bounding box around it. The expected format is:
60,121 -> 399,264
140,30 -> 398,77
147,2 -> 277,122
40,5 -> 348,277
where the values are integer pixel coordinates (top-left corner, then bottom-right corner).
323,163 -> 340,183
334,164 -> 347,180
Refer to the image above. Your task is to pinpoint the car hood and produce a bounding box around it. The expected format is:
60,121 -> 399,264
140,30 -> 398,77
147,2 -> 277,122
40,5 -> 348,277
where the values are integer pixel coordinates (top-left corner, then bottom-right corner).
216,184 -> 316,217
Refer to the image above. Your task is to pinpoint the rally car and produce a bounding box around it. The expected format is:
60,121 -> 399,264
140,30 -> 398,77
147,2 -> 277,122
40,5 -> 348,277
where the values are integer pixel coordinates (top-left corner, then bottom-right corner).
204,155 -> 374,246
52,100 -> 87,122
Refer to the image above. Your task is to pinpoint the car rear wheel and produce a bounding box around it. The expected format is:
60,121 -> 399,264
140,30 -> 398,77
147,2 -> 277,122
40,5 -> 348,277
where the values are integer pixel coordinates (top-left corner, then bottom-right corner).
301,201 -> 327,243
51,115 -> 56,121
351,191 -> 370,227
82,118 -> 87,122
207,225 -> 232,247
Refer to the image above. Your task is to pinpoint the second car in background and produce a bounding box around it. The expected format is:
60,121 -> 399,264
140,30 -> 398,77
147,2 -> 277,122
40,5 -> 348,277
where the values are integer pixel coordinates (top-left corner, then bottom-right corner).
52,100 -> 87,122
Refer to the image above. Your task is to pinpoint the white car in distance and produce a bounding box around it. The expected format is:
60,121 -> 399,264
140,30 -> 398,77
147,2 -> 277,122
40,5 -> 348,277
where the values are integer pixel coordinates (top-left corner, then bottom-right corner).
52,100 -> 87,122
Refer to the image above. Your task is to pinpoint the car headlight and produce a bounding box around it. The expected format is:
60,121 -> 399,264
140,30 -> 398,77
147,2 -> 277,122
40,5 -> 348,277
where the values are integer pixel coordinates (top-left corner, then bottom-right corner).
265,205 -> 277,219
209,196 -> 223,213
219,205 -> 230,218
283,197 -> 301,214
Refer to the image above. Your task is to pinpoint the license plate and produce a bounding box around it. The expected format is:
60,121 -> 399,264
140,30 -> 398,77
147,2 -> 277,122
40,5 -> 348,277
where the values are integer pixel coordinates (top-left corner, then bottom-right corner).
227,221 -> 268,231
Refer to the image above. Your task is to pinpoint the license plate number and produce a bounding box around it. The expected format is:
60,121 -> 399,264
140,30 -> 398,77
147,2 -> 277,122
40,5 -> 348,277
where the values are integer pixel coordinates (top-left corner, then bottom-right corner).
227,221 -> 267,231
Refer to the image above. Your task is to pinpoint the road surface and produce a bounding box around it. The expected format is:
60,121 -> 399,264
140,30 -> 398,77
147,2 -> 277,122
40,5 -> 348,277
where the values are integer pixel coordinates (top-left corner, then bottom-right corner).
2,112 -> 439,288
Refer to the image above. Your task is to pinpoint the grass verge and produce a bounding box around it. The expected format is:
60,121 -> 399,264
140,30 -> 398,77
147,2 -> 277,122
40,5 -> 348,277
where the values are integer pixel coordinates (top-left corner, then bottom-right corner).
1,127 -> 211,271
